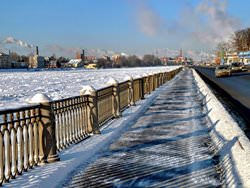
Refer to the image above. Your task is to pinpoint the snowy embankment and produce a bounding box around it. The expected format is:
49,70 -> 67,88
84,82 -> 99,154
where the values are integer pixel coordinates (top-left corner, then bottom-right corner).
193,69 -> 250,187
4,70 -> 180,188
0,66 -> 180,110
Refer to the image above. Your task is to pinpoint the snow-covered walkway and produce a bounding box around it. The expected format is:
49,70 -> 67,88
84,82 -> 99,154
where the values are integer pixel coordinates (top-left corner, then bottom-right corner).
6,68 -> 228,188
62,69 -> 222,187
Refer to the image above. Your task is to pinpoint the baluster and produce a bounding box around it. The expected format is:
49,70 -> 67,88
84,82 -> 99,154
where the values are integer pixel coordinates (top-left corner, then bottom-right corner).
66,100 -> 71,146
62,101 -> 67,148
0,130 -> 3,185
70,99 -> 75,143
0,115 -> 5,184
74,99 -> 78,141
76,98 -> 80,141
17,112 -> 23,174
73,99 -> 77,142
81,97 -> 86,137
71,99 -> 77,143
59,102 -> 64,150
28,110 -> 34,168
62,102 -> 66,147
68,100 -> 73,144
22,111 -> 29,171
33,109 -> 39,165
71,99 -> 75,143
55,103 -> 60,151
10,113 -> 17,178
74,98 -> 80,142
77,98 -> 82,139
74,99 -> 77,140
3,114 -> 11,181
82,98 -> 86,137
84,97 -> 89,136
53,103 -> 58,150
64,100 -> 68,146
73,99 -> 78,142
78,98 -> 83,138
82,98 -> 86,136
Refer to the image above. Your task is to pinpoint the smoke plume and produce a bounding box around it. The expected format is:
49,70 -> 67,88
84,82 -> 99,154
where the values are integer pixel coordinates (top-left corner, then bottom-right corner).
190,0 -> 240,44
2,36 -> 34,48
131,0 -> 241,49
134,1 -> 164,36
47,45 -> 116,58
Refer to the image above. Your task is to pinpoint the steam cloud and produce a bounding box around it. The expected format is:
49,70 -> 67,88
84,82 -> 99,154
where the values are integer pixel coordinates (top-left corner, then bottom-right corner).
48,45 -> 80,56
48,45 -> 116,58
134,1 -> 164,36
2,36 -> 34,48
132,0 -> 240,49
190,0 -> 240,44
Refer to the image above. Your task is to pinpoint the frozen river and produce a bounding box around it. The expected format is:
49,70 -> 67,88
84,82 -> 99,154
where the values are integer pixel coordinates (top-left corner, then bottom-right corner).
0,66 -> 180,110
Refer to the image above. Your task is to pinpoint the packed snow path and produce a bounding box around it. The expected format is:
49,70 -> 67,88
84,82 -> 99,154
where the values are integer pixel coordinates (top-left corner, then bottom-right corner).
63,69 -> 223,187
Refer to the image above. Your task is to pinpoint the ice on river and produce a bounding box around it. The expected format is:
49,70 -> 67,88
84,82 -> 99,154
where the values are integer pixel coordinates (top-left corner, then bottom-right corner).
0,66 -> 180,110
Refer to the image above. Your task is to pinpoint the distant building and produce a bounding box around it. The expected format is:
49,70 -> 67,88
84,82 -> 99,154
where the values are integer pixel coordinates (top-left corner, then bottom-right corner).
85,56 -> 96,61
47,60 -> 58,68
76,51 -> 81,59
112,53 -> 128,64
12,61 -> 28,68
175,49 -> 185,64
160,57 -> 168,65
238,51 -> 250,65
112,54 -> 121,64
76,49 -> 85,62
29,55 -> 45,68
0,51 -> 29,68
29,46 -> 45,68
67,59 -> 83,68
102,55 -> 111,61
0,52 -> 11,68
224,52 -> 239,64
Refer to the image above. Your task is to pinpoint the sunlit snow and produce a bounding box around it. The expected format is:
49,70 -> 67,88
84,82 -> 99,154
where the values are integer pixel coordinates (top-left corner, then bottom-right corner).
0,66 -> 180,110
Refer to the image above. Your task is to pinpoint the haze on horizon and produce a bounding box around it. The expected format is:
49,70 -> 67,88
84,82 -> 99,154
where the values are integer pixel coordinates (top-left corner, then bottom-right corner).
0,0 -> 249,59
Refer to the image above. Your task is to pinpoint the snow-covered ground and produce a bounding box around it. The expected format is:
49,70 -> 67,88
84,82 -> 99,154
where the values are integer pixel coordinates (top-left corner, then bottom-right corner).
0,66 -> 180,110
193,69 -> 250,187
5,73 -> 176,188
4,68 -> 250,187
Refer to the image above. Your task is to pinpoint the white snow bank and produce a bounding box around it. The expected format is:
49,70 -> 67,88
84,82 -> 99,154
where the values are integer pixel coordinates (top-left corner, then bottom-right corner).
193,69 -> 250,187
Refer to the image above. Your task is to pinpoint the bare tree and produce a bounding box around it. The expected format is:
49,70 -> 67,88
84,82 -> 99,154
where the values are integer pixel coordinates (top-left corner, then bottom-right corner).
233,28 -> 250,51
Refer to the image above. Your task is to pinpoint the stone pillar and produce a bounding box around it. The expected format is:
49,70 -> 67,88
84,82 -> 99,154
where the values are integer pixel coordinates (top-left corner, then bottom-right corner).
163,72 -> 166,83
80,85 -> 100,134
149,73 -> 154,92
143,73 -> 149,94
125,75 -> 135,106
156,73 -> 159,88
29,94 -> 59,164
160,72 -> 163,85
107,78 -> 121,118
140,76 -> 145,100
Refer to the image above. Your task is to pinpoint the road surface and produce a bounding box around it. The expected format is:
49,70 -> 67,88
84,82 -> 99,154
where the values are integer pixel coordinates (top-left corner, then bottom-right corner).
195,67 -> 250,110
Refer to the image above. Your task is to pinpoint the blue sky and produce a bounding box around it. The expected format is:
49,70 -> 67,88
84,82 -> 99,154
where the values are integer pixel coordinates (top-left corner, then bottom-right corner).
0,0 -> 250,57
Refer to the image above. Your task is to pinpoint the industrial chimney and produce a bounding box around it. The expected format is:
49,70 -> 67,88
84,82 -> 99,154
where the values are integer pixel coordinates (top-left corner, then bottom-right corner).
36,46 -> 39,56
81,49 -> 85,61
